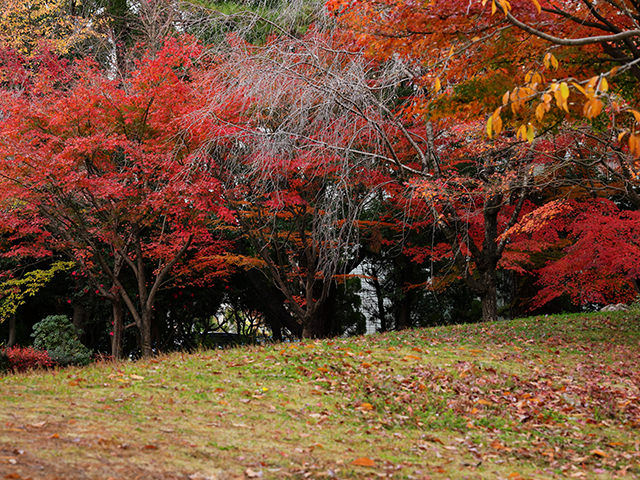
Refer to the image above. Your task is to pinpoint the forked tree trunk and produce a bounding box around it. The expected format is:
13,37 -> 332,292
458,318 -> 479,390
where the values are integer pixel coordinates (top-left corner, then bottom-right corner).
302,306 -> 327,339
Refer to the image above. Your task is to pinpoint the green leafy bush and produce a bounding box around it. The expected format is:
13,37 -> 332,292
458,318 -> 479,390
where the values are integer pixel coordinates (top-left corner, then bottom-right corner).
31,315 -> 92,366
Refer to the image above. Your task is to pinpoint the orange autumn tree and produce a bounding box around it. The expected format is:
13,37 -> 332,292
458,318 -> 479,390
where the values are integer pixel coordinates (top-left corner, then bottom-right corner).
327,0 -> 640,317
328,0 -> 640,149
0,0 -> 96,56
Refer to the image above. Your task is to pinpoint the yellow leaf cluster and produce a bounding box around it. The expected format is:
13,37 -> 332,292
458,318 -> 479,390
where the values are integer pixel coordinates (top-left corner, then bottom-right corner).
482,0 -> 511,15
0,0 -> 98,56
543,53 -> 559,70
516,124 -> 535,143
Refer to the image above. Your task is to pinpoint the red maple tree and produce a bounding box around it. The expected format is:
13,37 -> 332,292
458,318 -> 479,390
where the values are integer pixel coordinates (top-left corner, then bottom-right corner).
0,36 -> 238,357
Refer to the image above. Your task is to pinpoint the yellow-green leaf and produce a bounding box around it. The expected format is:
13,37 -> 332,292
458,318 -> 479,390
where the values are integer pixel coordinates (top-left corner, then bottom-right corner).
526,124 -> 535,143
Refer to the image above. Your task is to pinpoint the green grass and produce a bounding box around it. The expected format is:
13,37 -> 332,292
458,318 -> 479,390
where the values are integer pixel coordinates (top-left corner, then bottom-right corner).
1,311 -> 639,479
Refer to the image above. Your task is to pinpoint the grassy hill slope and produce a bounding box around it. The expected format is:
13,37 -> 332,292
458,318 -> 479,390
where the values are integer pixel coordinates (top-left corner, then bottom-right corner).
1,312 -> 639,479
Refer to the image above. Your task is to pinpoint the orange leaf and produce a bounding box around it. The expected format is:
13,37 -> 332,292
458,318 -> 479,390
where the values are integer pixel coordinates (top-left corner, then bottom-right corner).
357,402 -> 374,411
590,449 -> 608,458
402,355 -> 421,361
351,457 -> 376,467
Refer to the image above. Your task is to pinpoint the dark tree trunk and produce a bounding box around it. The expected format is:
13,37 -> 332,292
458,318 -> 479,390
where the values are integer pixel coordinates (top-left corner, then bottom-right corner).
111,298 -> 124,359
72,304 -> 87,332
372,273 -> 387,332
7,313 -> 16,348
302,309 -> 325,339
479,268 -> 498,323
140,310 -> 153,358
396,256 -> 413,329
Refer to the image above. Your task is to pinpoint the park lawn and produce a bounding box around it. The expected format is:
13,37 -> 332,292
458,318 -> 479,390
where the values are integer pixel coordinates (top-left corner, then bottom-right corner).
0,312 -> 639,479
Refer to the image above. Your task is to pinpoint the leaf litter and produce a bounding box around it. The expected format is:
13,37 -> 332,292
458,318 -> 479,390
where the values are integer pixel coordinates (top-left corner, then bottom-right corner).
0,311 -> 639,479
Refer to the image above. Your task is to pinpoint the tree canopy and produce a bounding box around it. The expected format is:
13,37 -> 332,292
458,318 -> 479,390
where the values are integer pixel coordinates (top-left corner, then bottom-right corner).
0,0 -> 638,356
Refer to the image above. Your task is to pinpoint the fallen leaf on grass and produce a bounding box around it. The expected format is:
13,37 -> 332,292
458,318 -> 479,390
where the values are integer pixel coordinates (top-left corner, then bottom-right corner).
130,374 -> 145,380
143,445 -> 158,450
402,355 -> 421,362
422,434 -> 444,444
356,402 -> 374,411
30,421 -> 46,428
590,449 -> 608,458
351,457 -> 376,467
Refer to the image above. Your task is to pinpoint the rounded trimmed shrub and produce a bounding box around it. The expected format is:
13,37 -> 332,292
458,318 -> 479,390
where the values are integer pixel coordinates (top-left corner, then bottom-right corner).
31,315 -> 92,366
